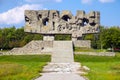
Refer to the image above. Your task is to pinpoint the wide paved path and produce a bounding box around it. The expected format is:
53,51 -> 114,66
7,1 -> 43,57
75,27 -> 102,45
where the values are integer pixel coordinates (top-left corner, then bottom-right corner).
35,73 -> 86,80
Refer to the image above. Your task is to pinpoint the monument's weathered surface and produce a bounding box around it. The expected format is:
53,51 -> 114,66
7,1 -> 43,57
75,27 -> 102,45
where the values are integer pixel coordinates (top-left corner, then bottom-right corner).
23,10 -> 100,63
24,10 -> 100,40
7,10 -> 100,63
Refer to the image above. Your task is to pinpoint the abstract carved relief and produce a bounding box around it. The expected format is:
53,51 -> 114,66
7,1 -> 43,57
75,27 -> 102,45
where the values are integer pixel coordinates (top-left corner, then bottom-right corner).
24,10 -> 100,38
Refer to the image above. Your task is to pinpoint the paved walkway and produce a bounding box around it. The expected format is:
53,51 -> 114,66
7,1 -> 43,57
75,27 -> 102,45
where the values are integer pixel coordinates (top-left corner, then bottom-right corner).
35,63 -> 87,80
35,73 -> 86,80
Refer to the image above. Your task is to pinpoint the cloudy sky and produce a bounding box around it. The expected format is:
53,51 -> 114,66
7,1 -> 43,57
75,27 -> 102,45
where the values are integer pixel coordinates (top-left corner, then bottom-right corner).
0,0 -> 120,28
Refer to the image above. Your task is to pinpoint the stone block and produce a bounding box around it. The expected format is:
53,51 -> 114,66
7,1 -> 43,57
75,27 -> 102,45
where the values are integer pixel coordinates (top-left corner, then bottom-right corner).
73,40 -> 91,48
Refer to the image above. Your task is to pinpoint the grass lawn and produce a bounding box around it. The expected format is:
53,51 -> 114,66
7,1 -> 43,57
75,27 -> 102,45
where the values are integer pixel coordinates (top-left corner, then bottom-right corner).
74,47 -> 107,52
0,55 -> 51,80
1,53 -> 120,80
74,53 -> 120,80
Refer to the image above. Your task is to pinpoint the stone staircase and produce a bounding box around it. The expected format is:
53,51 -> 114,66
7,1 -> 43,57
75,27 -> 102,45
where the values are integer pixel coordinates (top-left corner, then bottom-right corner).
7,40 -> 53,55
52,41 -> 74,63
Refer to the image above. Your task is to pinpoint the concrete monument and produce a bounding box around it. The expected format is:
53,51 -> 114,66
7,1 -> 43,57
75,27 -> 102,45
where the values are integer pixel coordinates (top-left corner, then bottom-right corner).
6,10 -> 100,74
23,10 -> 100,63
24,10 -> 100,41
8,10 -> 100,64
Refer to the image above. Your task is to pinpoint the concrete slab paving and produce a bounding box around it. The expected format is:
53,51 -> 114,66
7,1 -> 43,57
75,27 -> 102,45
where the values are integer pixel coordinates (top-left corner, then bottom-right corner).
34,41 -> 88,80
35,73 -> 86,80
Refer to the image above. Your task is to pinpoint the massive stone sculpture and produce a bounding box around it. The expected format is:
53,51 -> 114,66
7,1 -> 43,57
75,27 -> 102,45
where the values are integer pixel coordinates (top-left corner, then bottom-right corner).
24,10 -> 100,40
6,10 -> 100,64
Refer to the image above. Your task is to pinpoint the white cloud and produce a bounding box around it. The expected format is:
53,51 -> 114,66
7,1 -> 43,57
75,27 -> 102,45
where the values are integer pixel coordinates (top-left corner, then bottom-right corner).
0,4 -> 43,24
81,0 -> 93,4
99,0 -> 115,3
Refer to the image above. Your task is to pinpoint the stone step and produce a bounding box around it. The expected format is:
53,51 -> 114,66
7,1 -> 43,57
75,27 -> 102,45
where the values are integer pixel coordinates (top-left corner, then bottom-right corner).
52,41 -> 74,63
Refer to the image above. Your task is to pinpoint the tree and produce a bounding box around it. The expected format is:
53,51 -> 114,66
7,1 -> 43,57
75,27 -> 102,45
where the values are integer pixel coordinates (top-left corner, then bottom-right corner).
101,27 -> 120,49
55,34 -> 71,40
83,33 -> 99,49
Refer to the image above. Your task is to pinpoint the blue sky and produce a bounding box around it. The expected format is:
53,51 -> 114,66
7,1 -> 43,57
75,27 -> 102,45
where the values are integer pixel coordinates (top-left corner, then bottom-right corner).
0,0 -> 120,28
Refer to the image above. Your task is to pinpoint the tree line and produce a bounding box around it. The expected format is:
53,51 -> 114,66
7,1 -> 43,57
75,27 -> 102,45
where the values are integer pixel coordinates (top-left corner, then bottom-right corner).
83,26 -> 120,50
0,27 -> 43,50
0,26 -> 120,50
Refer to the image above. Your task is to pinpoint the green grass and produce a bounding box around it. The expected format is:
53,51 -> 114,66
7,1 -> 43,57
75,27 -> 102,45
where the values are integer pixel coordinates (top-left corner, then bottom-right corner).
1,53 -> 120,80
74,53 -> 120,80
0,55 -> 51,80
74,47 -> 107,52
